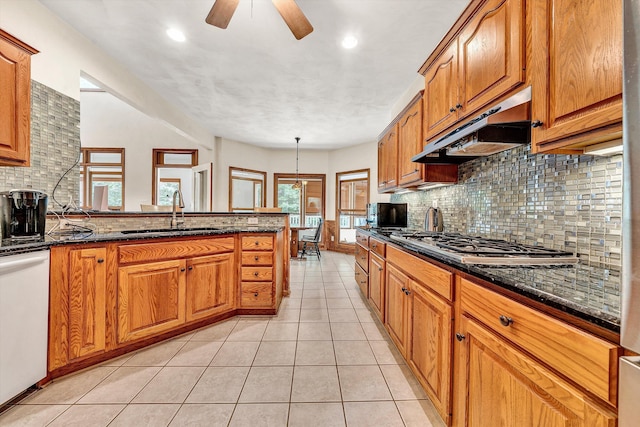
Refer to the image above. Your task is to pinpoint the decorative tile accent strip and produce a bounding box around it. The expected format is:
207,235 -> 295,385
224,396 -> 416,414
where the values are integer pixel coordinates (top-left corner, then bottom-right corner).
391,144 -> 623,274
0,81 -> 81,205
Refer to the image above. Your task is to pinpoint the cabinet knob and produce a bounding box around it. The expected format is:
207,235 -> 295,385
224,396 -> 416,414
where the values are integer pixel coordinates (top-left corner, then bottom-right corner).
97,258 -> 104,263
378,267 -> 383,272
449,107 -> 456,113
499,315 -> 514,327
188,266 -> 193,271
254,271 -> 259,277
455,332 -> 465,342
531,120 -> 543,128
180,267 -> 186,272
404,289 -> 411,296
254,256 -> 259,261
372,243 -> 377,248
254,292 -> 259,297
254,241 -> 260,246
455,103 -> 463,109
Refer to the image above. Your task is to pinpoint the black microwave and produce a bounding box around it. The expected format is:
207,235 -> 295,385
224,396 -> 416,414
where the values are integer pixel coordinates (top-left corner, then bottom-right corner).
366,203 -> 408,228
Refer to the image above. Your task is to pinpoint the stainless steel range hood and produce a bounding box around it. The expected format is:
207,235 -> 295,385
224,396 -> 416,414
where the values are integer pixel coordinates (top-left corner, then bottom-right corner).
412,86 -> 532,164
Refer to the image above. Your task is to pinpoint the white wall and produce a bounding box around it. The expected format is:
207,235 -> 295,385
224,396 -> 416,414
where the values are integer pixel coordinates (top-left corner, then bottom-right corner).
0,0 -> 213,149
81,91 -> 214,211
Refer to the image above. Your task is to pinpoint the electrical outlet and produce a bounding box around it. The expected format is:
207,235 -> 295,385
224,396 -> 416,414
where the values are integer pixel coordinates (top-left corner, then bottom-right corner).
248,217 -> 259,225
330,235 -> 334,241
60,219 -> 83,230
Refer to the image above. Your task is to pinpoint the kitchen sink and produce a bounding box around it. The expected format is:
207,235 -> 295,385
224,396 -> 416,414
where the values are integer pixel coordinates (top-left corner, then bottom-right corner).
120,227 -> 220,234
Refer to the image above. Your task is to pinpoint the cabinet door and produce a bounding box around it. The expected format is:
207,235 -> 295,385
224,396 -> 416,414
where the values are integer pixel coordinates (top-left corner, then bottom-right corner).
378,125 -> 399,192
68,248 -> 107,360
458,0 -> 525,117
424,41 -> 459,140
186,253 -> 235,322
408,281 -> 452,425
530,0 -> 622,151
385,264 -> 410,356
368,252 -> 385,322
117,260 -> 186,343
398,96 -> 424,186
0,31 -> 36,166
453,316 -> 617,427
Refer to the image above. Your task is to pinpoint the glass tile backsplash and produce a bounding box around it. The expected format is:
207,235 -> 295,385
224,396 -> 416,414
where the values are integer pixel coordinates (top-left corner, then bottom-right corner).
0,81 -> 81,207
391,144 -> 623,272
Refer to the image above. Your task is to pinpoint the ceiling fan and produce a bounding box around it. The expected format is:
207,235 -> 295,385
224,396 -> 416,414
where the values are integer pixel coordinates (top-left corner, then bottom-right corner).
205,0 -> 314,40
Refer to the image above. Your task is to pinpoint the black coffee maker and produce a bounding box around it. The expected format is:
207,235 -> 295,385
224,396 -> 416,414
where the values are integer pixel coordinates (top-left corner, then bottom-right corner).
0,189 -> 48,240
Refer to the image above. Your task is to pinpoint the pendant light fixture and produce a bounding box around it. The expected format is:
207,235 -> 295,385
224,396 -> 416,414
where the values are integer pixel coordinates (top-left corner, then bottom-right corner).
292,137 -> 302,190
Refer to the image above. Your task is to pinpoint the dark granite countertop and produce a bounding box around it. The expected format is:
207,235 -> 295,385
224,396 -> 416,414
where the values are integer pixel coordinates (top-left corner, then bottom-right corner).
0,226 -> 285,257
361,228 -> 621,333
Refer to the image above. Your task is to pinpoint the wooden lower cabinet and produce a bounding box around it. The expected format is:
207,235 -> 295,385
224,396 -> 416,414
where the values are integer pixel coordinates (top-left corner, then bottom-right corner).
368,252 -> 385,322
117,259 -> 187,343
186,253 -> 235,321
454,316 -> 616,427
408,281 -> 453,426
385,264 -> 410,357
49,246 -> 107,371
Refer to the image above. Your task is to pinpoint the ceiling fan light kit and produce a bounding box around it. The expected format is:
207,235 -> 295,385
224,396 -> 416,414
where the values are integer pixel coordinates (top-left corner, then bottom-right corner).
206,0 -> 313,40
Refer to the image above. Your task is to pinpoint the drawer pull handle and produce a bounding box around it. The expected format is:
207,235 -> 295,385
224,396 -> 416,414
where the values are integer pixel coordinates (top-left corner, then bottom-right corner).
499,315 -> 514,327
455,333 -> 465,342
254,271 -> 259,277
254,256 -> 259,261
254,292 -> 259,297
97,258 -> 104,263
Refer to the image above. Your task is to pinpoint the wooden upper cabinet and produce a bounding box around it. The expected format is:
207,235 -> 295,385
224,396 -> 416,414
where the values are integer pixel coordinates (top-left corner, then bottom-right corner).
458,0 -> 525,116
0,30 -> 38,167
422,0 -> 525,142
424,42 -> 459,140
377,124 -> 398,192
530,0 -> 623,152
398,94 -> 424,186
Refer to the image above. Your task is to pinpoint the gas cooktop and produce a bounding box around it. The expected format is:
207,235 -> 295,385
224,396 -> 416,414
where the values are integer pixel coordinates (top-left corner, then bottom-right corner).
388,231 -> 579,266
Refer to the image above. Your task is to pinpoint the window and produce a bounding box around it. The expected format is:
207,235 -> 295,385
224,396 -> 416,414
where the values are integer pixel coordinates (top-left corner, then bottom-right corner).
274,174 -> 325,227
152,149 -> 198,207
336,169 -> 369,244
229,167 -> 266,212
79,147 -> 125,210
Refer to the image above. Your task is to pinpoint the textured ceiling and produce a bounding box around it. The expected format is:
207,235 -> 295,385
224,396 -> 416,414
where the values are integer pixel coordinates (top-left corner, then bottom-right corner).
39,0 -> 470,149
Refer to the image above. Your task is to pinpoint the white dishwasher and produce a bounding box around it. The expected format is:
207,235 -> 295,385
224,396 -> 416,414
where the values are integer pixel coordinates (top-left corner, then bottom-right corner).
0,250 -> 50,405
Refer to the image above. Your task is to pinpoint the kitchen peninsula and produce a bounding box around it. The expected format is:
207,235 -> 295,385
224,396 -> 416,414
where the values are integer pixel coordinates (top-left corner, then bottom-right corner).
1,211 -> 290,380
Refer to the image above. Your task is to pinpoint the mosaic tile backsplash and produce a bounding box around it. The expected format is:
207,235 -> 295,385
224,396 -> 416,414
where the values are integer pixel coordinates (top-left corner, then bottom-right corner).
0,81 -> 81,206
391,144 -> 623,272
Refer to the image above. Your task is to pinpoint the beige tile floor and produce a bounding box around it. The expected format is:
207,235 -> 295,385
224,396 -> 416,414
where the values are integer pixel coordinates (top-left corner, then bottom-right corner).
0,251 -> 445,427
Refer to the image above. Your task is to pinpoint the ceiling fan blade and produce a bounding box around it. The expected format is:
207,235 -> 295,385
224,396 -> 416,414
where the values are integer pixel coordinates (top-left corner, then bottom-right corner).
271,0 -> 314,40
205,0 -> 240,29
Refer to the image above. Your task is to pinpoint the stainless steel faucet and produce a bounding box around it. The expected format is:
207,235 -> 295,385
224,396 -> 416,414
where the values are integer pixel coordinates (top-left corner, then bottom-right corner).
170,190 -> 185,229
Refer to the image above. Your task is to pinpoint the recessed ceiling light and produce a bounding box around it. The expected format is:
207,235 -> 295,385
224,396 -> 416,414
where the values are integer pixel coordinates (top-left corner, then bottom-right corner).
166,28 -> 186,42
342,35 -> 358,49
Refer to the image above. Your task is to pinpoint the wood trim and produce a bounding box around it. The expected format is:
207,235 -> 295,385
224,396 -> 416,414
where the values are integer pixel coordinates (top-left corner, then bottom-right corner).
229,166 -> 267,211
151,148 -> 198,204
0,29 -> 39,54
335,168 -> 370,248
273,173 -> 327,222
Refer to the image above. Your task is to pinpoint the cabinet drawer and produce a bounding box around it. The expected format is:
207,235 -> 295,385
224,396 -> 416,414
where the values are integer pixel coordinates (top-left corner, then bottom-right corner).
118,237 -> 234,264
369,237 -> 386,258
459,278 -> 620,405
242,251 -> 273,266
356,232 -> 369,247
241,266 -> 273,281
355,243 -> 369,272
386,246 -> 453,302
240,282 -> 273,307
354,262 -> 368,298
241,235 -> 273,250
